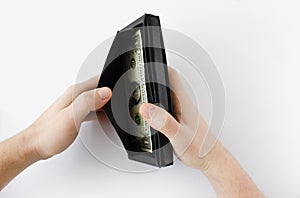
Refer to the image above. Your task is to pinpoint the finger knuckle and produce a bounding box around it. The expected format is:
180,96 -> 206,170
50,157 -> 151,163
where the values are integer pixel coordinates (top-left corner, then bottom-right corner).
160,116 -> 176,136
66,84 -> 75,94
161,115 -> 171,130
63,108 -> 77,131
82,92 -> 91,109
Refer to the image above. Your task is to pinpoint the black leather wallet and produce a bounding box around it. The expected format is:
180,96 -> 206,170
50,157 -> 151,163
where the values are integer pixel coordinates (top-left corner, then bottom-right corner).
97,14 -> 173,167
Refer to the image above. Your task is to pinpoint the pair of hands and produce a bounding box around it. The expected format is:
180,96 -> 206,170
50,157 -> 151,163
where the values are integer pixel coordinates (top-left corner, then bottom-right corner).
28,67 -> 214,171
9,67 -> 264,197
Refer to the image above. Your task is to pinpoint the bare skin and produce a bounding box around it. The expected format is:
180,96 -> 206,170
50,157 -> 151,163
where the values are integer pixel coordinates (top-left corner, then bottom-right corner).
139,67 -> 264,198
0,68 -> 264,197
0,76 -> 112,190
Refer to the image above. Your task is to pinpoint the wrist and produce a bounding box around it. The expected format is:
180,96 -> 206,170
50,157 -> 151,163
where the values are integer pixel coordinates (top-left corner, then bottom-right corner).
0,127 -> 41,190
198,140 -> 265,197
197,140 -> 226,174
190,124 -> 225,172
21,126 -> 42,163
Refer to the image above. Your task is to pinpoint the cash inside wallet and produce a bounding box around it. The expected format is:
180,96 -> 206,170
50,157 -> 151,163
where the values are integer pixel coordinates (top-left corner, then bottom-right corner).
97,14 -> 173,167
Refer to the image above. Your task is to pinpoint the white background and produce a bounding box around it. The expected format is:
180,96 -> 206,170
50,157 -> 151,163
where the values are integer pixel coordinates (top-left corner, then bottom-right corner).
1,0 -> 300,197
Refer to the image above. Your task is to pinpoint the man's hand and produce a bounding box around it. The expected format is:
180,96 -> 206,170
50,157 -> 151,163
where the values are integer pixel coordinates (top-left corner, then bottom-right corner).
140,67 -> 213,170
0,76 -> 111,190
28,76 -> 111,160
139,67 -> 264,198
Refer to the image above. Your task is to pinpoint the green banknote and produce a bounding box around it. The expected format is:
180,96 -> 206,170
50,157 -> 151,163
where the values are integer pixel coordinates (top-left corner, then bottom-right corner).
126,30 -> 152,152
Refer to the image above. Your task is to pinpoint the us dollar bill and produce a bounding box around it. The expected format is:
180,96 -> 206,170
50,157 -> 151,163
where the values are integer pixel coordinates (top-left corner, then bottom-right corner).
126,30 -> 152,152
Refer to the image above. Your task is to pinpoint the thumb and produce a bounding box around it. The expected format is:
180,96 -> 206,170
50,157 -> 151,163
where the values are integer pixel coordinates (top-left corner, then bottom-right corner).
139,103 -> 180,140
70,87 -> 112,126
